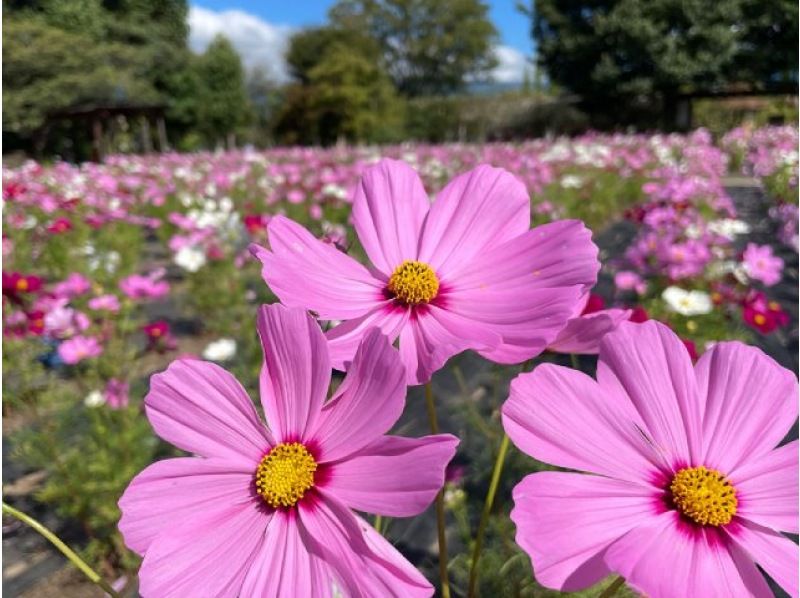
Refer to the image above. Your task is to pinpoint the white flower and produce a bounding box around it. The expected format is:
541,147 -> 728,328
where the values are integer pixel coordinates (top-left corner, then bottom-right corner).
173,246 -> 207,273
202,338 -> 237,361
560,175 -> 584,189
707,219 -> 751,239
84,390 -> 105,408
662,286 -> 713,316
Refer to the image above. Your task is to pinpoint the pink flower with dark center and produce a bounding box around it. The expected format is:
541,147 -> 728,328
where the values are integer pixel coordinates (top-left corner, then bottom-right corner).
58,335 -> 102,364
503,320 -> 798,597
119,304 -> 457,596
742,243 -> 784,286
251,159 -> 599,384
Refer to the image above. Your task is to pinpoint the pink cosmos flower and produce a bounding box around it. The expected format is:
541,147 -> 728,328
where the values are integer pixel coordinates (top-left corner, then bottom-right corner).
742,243 -> 784,286
52,272 -> 90,299
502,320 -> 798,597
103,378 -> 129,409
88,294 -> 120,312
251,159 -> 599,384
119,269 -> 170,300
44,299 -> 91,339
548,293 -> 631,355
119,304 -> 457,596
58,335 -> 102,364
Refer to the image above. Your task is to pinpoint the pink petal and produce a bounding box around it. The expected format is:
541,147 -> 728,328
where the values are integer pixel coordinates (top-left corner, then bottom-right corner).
138,501 -> 269,597
324,434 -> 458,516
731,441 -> 798,533
398,306 -> 501,385
357,513 -> 433,597
145,359 -> 272,462
605,511 -> 772,598
327,303 -> 409,371
726,519 -> 799,598
597,320 -> 703,467
312,328 -> 406,462
418,165 -> 530,278
251,217 -> 384,320
548,308 -> 631,354
240,510 -> 330,597
352,159 -> 430,276
257,304 -> 330,443
502,364 -> 664,483
118,457 -> 256,556
444,220 -> 599,363
510,472 -> 657,591
696,341 -> 798,473
298,491 -> 432,597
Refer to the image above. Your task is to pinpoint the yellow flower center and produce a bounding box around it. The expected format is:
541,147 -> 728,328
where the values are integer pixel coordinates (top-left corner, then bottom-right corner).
754,314 -> 767,326
255,442 -> 317,508
387,260 -> 439,305
16,279 -> 28,291
670,466 -> 738,526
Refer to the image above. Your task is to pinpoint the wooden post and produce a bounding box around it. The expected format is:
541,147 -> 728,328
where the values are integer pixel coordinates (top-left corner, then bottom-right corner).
91,117 -> 103,162
140,117 -> 153,153
156,116 -> 168,152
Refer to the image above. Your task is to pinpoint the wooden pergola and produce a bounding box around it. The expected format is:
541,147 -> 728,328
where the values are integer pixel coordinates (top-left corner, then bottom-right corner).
41,103 -> 168,162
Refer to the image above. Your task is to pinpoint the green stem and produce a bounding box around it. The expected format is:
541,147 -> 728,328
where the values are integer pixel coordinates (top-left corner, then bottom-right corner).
570,353 -> 580,370
597,575 -> 626,598
2,502 -> 121,597
467,433 -> 510,598
374,514 -> 383,535
424,382 -> 450,598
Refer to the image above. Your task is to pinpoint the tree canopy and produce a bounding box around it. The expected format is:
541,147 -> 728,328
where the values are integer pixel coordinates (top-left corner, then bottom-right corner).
531,0 -> 798,118
329,0 -> 499,96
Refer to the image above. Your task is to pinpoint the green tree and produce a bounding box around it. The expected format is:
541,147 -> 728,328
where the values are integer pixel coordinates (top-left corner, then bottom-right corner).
277,27 -> 402,145
529,0 -> 798,125
307,43 -> 403,144
2,15 -> 159,138
329,0 -> 499,96
195,35 -> 253,147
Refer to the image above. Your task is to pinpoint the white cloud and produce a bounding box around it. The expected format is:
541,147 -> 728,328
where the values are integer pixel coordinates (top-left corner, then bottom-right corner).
188,6 -> 294,82
491,45 -> 530,84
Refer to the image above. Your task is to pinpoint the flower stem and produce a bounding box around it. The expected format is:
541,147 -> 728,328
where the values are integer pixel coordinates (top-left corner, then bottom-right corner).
2,502 -> 121,597
424,382 -> 450,598
598,575 -> 626,598
467,433 -> 510,598
374,514 -> 383,534
570,353 -> 580,370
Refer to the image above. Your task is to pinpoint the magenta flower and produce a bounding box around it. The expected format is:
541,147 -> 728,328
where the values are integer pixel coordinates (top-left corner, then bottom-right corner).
502,320 -> 798,597
119,304 -> 457,596
743,243 -> 784,286
251,159 -> 599,384
57,335 -> 102,364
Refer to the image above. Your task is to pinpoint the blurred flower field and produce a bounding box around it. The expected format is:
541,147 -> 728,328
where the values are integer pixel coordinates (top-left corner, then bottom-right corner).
2,125 -> 798,595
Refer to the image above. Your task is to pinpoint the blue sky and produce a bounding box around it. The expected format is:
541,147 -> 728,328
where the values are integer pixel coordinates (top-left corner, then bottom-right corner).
189,1 -> 533,83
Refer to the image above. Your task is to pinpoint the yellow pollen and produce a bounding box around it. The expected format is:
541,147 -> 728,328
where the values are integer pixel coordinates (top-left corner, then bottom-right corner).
387,260 -> 439,305
670,466 -> 738,526
255,442 -> 317,508
768,301 -> 780,311
754,314 -> 767,326
16,279 -> 28,291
